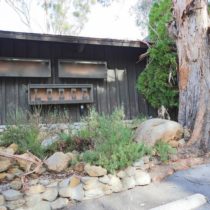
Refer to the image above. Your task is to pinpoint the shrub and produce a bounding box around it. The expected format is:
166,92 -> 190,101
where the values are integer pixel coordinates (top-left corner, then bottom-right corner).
81,108 -> 151,173
0,125 -> 44,158
136,0 -> 178,109
154,141 -> 176,163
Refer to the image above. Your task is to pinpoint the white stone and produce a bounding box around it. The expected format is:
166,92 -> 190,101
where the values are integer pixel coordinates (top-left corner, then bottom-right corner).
134,118 -> 183,146
2,190 -> 23,201
59,184 -> 84,201
25,194 -> 42,207
133,159 -> 144,168
51,198 -> 69,209
59,178 -> 71,188
41,135 -> 59,149
25,185 -> 45,195
45,152 -> 70,172
84,188 -> 104,199
84,164 -> 107,177
135,170 -> 151,186
117,170 -> 126,179
6,199 -> 25,210
0,206 -> 7,210
122,176 -> 136,189
0,195 -> 5,206
42,188 -> 58,202
29,201 -> 51,210
99,175 -> 110,184
125,166 -> 136,176
109,175 -> 123,193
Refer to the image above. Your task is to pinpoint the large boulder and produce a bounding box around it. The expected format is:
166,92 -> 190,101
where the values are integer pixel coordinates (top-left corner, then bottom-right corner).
134,118 -> 183,147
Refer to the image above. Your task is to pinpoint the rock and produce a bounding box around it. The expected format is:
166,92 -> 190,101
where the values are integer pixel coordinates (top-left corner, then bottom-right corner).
102,184 -> 112,195
0,195 -> 5,206
30,201 -> 51,210
134,170 -> 151,186
134,118 -> 183,146
47,182 -> 58,188
2,190 -> 23,201
83,179 -> 103,191
59,178 -> 71,188
0,173 -> 8,181
178,138 -> 186,147
0,160 -> 11,173
84,164 -> 107,177
73,162 -> 85,173
39,179 -> 50,186
84,188 -> 104,199
25,194 -> 42,207
10,180 -> 22,190
149,165 -> 174,182
7,168 -> 23,177
133,159 -> 144,168
81,177 -> 98,185
45,152 -> 70,172
117,170 -> 126,179
42,188 -> 58,202
109,175 -> 123,193
122,176 -> 136,189
50,198 -> 69,210
125,166 -> 136,176
41,135 -> 59,149
66,152 -> 77,161
26,185 -> 45,195
8,144 -> 18,154
99,175 -> 110,184
0,206 -> 7,210
16,153 -> 33,171
69,176 -> 80,188
59,184 -> 84,201
143,156 -> 150,164
6,199 -> 25,210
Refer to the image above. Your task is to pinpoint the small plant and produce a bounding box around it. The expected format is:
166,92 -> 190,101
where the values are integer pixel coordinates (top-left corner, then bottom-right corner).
154,141 -> 176,163
0,125 -> 44,158
81,108 -> 151,173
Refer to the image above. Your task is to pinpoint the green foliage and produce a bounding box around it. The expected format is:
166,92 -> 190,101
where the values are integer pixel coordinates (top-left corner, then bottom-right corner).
137,0 -> 178,109
0,125 -> 44,158
154,141 -> 176,163
82,108 -> 151,173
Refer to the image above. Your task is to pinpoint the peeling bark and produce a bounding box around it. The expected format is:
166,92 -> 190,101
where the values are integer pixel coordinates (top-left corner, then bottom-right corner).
172,0 -> 210,150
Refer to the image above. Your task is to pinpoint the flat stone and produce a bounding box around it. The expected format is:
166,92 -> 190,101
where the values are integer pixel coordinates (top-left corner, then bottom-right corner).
6,199 -> 25,210
16,153 -> 33,171
2,190 -> 23,201
81,177 -> 98,185
109,175 -> 123,193
42,188 -> 58,202
59,184 -> 84,201
41,135 -> 59,149
69,176 -> 80,188
25,194 -> 42,207
84,164 -> 107,177
50,198 -> 69,210
30,201 -> 51,210
73,162 -> 85,173
117,170 -> 126,179
10,180 -> 22,190
0,160 -> 11,173
122,176 -> 136,189
26,185 -> 45,195
84,188 -> 104,199
59,178 -> 71,188
0,195 -> 5,206
133,159 -> 144,168
135,170 -> 151,186
0,206 -> 7,210
125,166 -> 136,176
45,152 -> 70,172
39,179 -> 50,186
83,179 -> 102,191
99,175 -> 110,184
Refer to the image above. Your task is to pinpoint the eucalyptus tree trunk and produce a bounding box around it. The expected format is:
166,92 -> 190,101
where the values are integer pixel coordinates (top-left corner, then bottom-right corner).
172,0 -> 210,150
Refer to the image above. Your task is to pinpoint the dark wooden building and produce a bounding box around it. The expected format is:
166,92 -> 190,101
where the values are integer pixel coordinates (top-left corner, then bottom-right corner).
0,30 -> 154,124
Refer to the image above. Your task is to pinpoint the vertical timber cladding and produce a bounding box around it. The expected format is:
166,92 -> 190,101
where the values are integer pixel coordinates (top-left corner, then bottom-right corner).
0,35 -> 149,124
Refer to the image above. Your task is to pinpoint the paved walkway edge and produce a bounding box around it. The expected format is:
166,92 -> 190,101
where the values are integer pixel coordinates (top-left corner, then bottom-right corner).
150,194 -> 207,210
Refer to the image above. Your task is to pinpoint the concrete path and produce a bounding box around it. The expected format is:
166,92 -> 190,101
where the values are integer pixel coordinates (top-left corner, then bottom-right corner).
66,164 -> 210,210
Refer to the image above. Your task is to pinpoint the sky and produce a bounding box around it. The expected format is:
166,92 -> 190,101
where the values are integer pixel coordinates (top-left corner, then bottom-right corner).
0,0 -> 146,40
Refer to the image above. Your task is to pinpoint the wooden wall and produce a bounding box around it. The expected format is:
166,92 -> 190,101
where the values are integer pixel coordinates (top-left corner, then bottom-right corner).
0,38 -> 156,124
